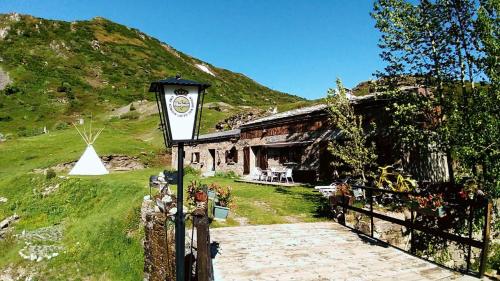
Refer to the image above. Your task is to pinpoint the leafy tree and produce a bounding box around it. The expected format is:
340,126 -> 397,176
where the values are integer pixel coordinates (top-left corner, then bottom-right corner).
372,0 -> 499,195
326,79 -> 378,183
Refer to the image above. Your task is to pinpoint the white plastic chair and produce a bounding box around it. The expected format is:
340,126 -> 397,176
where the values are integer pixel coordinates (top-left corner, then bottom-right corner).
252,167 -> 263,181
268,167 -> 278,182
280,168 -> 294,183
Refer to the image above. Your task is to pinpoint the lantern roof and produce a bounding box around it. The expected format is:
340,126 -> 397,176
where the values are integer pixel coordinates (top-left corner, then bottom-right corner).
148,75 -> 210,92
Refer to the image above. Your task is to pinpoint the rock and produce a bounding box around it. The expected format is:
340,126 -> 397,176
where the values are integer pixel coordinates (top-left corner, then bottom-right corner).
0,26 -> 10,40
91,39 -> 100,50
214,110 -> 268,131
0,214 -> 19,229
0,197 -> 7,203
17,225 -> 63,242
0,66 -> 12,90
41,183 -> 60,196
17,226 -> 64,262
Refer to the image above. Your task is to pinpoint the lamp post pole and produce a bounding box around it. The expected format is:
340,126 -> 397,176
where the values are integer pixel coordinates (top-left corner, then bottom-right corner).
149,76 -> 210,281
176,142 -> 185,281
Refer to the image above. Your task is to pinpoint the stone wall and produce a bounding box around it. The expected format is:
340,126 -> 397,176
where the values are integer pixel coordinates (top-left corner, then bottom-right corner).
141,199 -> 175,281
173,129 -> 327,182
172,139 -> 245,175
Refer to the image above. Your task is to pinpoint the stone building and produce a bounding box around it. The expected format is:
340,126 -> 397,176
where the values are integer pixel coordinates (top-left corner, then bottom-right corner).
172,104 -> 341,182
172,92 -> 450,183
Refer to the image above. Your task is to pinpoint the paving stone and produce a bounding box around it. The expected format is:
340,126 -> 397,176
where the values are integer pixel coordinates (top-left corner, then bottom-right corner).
211,222 -> 485,281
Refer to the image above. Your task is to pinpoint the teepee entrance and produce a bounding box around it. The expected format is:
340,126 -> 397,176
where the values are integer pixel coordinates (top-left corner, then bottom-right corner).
69,119 -> 109,176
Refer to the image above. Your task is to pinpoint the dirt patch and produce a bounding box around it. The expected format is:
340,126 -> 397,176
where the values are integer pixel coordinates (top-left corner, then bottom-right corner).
161,43 -> 181,58
110,100 -> 157,119
232,213 -> 250,226
253,201 -> 277,214
203,102 -> 233,111
0,265 -> 37,281
283,215 -> 302,223
34,154 -> 145,174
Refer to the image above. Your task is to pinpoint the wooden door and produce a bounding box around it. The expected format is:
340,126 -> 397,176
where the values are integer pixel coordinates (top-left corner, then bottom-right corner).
209,149 -> 216,171
243,147 -> 250,174
258,147 -> 268,170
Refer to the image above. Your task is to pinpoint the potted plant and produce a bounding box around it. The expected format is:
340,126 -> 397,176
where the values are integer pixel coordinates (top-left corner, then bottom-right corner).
188,181 -> 208,205
195,190 -> 208,202
330,183 -> 354,206
214,185 -> 233,220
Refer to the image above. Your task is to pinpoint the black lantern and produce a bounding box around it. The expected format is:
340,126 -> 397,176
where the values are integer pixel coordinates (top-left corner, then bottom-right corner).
149,75 -> 210,147
149,75 -> 210,281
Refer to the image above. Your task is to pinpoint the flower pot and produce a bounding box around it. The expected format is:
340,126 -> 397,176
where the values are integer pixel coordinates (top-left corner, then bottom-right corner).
207,189 -> 216,199
329,195 -> 353,207
214,205 -> 230,220
195,191 -> 208,202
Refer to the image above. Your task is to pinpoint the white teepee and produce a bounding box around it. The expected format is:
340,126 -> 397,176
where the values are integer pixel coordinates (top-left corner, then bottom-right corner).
69,118 -> 109,175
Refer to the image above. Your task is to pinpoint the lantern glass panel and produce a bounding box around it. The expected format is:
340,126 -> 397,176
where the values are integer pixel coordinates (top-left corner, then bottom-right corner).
162,85 -> 200,142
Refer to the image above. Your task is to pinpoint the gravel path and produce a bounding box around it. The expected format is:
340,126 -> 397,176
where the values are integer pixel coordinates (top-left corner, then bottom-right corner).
210,222 -> 482,281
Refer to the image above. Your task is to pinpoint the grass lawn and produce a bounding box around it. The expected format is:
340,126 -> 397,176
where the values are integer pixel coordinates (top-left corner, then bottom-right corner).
177,175 -> 330,227
0,123 -> 329,280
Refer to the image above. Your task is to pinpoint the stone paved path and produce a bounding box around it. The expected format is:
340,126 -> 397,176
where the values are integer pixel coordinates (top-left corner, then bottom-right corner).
210,222 -> 481,281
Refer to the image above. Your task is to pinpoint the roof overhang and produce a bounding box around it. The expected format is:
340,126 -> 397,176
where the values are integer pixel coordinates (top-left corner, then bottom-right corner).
263,141 -> 314,147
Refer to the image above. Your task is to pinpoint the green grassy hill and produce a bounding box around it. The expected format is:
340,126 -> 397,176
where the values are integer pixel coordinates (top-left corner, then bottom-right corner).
0,13 -> 317,280
0,13 -> 305,135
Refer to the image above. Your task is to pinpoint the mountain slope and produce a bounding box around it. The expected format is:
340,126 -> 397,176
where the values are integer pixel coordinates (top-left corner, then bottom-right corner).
0,13 -> 304,134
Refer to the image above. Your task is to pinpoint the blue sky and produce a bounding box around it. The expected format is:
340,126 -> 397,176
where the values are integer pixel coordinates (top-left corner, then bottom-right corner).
0,0 -> 383,100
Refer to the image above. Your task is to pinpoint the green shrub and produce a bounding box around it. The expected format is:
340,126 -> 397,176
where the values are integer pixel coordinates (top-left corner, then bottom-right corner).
57,82 -> 72,93
0,115 -> 13,122
54,121 -> 69,130
46,168 -> 56,179
17,126 -> 45,137
107,116 -> 121,123
120,111 -> 140,120
489,242 -> 500,273
214,171 -> 239,179
4,85 -> 21,95
184,166 -> 200,177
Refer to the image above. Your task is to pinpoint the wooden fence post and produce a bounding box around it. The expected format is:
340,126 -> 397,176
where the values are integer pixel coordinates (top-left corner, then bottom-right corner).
194,203 -> 210,281
410,209 -> 415,255
478,200 -> 492,278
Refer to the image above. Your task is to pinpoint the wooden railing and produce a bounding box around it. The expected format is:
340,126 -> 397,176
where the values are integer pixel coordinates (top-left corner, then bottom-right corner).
332,185 -> 492,278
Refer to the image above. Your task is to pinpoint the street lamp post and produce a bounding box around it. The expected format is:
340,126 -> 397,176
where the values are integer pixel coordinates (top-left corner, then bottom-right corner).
149,75 -> 210,281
